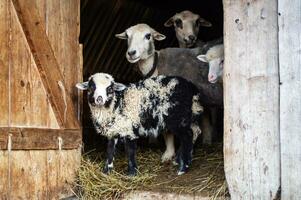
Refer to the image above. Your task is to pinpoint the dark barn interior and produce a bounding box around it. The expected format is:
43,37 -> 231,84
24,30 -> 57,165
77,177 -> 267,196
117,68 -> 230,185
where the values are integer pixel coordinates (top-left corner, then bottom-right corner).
80,0 -> 224,146
78,0 -> 226,198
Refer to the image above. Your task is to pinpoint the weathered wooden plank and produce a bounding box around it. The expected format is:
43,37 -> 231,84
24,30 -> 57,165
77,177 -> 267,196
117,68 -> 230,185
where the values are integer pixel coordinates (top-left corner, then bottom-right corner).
9,2 -> 59,128
46,0 -> 81,120
223,0 -> 280,199
0,0 -> 10,127
0,151 -> 9,199
279,0 -> 301,199
5,149 -> 81,200
0,128 -> 82,150
11,0 -> 80,129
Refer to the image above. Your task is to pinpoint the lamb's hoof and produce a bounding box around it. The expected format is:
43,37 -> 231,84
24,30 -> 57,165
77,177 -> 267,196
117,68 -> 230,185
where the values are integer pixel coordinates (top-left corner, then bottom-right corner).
177,164 -> 189,176
103,165 -> 113,174
161,151 -> 175,163
172,160 -> 179,166
127,168 -> 137,176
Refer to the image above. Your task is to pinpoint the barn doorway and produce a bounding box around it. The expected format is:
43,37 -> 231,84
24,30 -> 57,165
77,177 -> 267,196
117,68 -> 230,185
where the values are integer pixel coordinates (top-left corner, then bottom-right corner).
78,0 -> 226,198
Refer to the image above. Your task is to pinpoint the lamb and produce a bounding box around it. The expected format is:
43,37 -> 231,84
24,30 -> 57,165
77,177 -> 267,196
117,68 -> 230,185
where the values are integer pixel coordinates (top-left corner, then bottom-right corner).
76,73 -> 204,176
115,24 -> 223,160
197,44 -> 224,83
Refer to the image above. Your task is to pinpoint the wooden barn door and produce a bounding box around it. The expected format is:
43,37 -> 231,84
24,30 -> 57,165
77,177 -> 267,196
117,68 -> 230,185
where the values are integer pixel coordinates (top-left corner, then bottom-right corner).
224,0 -> 301,199
0,0 -> 82,199
223,0 -> 280,199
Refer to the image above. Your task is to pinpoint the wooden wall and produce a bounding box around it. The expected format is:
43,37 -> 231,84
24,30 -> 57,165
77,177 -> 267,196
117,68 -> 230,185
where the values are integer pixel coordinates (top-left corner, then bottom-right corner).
0,0 -> 82,199
279,0 -> 301,199
223,0 -> 280,199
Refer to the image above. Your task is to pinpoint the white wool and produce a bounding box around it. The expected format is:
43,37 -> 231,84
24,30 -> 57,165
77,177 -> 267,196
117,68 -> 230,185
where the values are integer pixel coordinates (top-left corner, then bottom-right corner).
192,95 -> 204,114
205,44 -> 224,61
191,124 -> 202,143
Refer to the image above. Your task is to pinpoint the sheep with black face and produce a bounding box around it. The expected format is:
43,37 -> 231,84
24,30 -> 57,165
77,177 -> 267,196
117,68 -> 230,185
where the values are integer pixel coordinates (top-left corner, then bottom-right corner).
76,73 -> 204,176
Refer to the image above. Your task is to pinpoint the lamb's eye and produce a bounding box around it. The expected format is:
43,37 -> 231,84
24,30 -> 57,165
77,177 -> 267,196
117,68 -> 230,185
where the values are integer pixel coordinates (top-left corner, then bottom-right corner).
107,87 -> 113,94
195,19 -> 200,27
175,19 -> 183,29
145,33 -> 151,40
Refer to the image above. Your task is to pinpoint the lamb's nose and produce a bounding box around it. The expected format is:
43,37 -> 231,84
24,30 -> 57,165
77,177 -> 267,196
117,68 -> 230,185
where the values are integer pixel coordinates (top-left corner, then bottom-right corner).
208,74 -> 216,82
96,96 -> 103,104
128,50 -> 136,56
188,35 -> 196,41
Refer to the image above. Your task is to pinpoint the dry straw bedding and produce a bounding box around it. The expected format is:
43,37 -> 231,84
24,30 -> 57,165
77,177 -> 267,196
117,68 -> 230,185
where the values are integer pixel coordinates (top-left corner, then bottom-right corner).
74,143 -> 229,200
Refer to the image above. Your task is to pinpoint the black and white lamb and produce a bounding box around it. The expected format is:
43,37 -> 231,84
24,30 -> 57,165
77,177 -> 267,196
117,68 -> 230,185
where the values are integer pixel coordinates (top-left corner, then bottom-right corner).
76,73 -> 204,175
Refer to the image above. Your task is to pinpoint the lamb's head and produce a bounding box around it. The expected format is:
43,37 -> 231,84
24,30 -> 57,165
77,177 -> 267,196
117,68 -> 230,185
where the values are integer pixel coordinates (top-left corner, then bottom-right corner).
76,73 -> 126,107
115,24 -> 166,63
164,10 -> 212,48
197,44 -> 224,84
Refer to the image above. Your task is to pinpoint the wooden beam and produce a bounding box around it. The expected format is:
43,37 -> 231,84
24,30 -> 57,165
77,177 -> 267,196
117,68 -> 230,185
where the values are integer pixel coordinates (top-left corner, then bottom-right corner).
223,0 -> 280,199
11,0 -> 80,129
0,128 -> 82,150
279,0 -> 301,198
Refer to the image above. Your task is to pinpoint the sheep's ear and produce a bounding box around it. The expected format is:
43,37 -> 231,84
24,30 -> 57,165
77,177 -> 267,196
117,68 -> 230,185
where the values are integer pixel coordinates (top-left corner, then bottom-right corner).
115,32 -> 127,40
197,55 -> 208,63
153,31 -> 166,41
164,17 -> 174,27
113,82 -> 126,91
76,82 -> 88,90
198,17 -> 212,27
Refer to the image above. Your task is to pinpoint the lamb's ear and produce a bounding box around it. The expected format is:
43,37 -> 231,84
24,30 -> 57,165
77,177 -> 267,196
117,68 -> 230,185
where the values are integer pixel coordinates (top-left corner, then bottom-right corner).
153,31 -> 166,41
113,82 -> 126,91
76,82 -> 88,90
164,16 -> 174,27
197,55 -> 208,63
198,17 -> 212,27
115,32 -> 127,40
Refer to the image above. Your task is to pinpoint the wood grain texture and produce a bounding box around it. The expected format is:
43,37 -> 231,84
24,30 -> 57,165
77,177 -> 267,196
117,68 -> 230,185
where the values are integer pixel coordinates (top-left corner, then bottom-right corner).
279,0 -> 301,199
4,149 -> 81,200
11,0 -> 80,129
0,151 -> 9,199
223,0 -> 280,199
42,0 -> 81,122
0,0 -> 10,127
9,2 -> 59,128
0,128 -> 82,150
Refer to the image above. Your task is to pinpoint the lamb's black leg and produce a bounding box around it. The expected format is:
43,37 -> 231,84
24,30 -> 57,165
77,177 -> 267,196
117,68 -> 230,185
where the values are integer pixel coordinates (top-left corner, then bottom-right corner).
103,138 -> 118,174
125,138 -> 138,176
178,129 -> 193,175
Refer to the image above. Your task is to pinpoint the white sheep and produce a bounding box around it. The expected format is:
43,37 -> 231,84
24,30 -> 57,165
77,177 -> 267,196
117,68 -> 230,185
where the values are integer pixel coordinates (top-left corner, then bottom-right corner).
197,44 -> 224,83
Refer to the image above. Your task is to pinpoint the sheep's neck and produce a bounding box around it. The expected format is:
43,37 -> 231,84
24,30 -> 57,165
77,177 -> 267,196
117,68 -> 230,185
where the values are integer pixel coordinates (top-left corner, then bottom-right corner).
138,53 -> 158,78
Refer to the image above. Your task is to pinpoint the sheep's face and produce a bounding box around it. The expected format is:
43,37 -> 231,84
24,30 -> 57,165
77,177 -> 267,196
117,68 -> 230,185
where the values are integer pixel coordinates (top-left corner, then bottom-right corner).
116,24 -> 166,63
76,73 -> 126,107
164,11 -> 212,48
197,56 -> 224,84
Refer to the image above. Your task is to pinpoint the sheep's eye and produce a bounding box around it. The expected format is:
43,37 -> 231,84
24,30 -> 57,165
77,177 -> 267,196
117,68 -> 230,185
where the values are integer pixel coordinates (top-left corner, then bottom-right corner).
125,32 -> 129,39
175,19 -> 183,29
88,81 -> 96,92
195,19 -> 200,27
145,33 -> 151,40
107,86 -> 114,94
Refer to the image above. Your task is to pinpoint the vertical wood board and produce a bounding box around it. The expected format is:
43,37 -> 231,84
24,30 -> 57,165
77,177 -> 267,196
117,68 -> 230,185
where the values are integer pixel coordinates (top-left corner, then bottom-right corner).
9,2 -> 58,128
0,0 -> 10,127
279,0 -> 301,199
223,0 -> 280,199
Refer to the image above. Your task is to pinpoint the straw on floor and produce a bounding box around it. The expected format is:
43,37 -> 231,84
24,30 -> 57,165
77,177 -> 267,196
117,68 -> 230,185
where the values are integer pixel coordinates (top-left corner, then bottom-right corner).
74,143 -> 228,200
